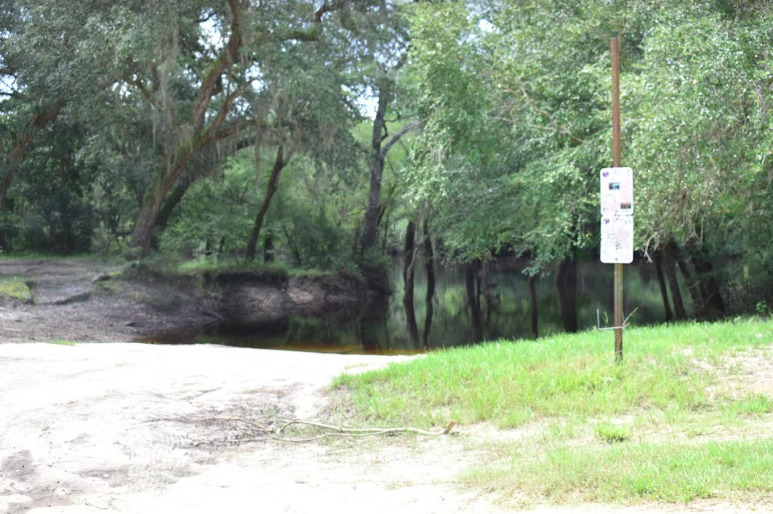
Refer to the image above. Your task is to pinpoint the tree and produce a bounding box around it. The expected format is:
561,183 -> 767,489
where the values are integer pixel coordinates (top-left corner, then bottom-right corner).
125,0 -> 383,255
0,0 -> 119,216
627,3 -> 773,314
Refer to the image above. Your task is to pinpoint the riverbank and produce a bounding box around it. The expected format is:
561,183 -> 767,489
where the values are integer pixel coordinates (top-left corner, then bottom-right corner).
0,258 -> 373,345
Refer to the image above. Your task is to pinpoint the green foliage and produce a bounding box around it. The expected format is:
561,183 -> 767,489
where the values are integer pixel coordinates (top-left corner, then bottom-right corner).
1,0 -> 773,310
159,153 -> 256,258
403,1 -> 614,266
2,120 -> 95,254
0,280 -> 32,303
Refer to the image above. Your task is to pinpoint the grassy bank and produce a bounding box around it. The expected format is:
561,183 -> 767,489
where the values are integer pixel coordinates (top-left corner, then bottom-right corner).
334,318 -> 773,505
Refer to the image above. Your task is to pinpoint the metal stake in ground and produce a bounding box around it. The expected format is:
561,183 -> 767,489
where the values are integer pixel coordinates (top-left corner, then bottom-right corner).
611,37 -> 624,362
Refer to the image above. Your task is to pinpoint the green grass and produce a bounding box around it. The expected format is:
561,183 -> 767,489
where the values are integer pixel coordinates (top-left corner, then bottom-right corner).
171,257 -> 289,276
0,280 -> 32,302
335,321 -> 759,428
333,318 -> 773,505
0,252 -> 124,264
723,394 -> 773,416
48,339 -> 77,346
467,439 -> 773,503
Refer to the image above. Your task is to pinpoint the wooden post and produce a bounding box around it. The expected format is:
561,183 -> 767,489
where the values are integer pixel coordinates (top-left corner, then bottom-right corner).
611,37 -> 624,362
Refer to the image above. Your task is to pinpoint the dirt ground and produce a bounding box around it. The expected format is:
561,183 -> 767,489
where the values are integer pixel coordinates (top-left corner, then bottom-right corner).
0,259 -> 217,344
0,259 -> 770,514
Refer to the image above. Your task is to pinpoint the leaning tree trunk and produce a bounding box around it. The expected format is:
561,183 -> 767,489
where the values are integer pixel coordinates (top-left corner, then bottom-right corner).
402,220 -> 419,346
662,240 -> 688,320
129,0 -> 245,255
131,164 -> 187,254
466,261 -> 483,342
688,243 -> 726,318
360,84 -> 391,255
422,217 -> 435,349
676,255 -> 702,316
155,175 -> 193,236
246,145 -> 286,261
556,257 -> 578,333
528,274 -> 539,339
654,250 -> 674,322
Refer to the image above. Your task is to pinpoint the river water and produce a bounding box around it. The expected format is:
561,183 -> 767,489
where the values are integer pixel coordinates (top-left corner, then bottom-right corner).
187,260 -> 668,354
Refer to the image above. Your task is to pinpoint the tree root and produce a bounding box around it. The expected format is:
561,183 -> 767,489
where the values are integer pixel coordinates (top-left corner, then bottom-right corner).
272,419 -> 457,443
151,415 -> 457,444
215,417 -> 457,443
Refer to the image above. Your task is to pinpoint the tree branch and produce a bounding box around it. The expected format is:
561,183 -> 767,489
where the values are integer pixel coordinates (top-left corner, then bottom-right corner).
191,0 -> 244,129
125,76 -> 166,113
380,119 -> 421,159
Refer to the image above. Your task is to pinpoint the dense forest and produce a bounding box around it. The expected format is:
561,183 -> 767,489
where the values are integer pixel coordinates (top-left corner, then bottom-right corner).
1,0 -> 773,323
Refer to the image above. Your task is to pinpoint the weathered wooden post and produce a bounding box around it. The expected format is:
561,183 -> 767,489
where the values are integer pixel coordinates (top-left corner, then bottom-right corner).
611,37 -> 623,362
600,37 -> 633,362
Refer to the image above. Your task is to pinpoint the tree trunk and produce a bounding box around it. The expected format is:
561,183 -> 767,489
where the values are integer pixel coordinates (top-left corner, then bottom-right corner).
423,217 -> 435,305
403,219 -> 418,349
263,229 -> 275,263
422,217 -> 435,349
130,141 -> 208,254
403,220 -> 416,298
556,257 -> 578,333
360,83 -> 390,255
130,174 -> 176,255
688,244 -> 726,318
359,77 -> 419,257
528,274 -> 538,339
129,1 -> 245,255
151,175 -> 193,250
654,250 -> 674,322
155,175 -> 193,233
676,255 -> 701,316
246,145 -> 286,261
466,262 -> 483,342
663,240 -> 688,320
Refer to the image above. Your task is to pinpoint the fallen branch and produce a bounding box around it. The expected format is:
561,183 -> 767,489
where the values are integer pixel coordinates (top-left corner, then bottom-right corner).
274,419 -> 457,443
150,416 -> 457,443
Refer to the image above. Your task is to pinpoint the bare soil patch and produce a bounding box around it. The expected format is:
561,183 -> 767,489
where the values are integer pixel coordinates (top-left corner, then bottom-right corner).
0,259 -> 215,344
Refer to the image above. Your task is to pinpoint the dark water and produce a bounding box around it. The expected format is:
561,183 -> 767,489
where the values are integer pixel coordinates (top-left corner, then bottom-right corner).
152,260 -> 669,354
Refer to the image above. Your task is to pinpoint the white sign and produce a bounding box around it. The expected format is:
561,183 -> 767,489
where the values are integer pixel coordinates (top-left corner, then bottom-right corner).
600,167 -> 633,216
601,215 -> 634,264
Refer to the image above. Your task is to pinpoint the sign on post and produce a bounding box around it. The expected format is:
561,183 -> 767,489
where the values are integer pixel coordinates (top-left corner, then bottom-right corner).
600,215 -> 633,264
600,167 -> 634,264
600,167 -> 633,216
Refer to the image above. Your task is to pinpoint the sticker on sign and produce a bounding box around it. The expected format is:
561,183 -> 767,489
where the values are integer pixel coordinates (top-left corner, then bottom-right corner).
600,215 -> 634,264
600,167 -> 633,216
